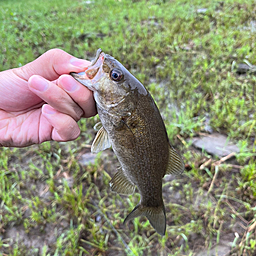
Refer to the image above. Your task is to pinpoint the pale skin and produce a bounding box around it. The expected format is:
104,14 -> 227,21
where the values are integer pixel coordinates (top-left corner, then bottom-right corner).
0,49 -> 96,147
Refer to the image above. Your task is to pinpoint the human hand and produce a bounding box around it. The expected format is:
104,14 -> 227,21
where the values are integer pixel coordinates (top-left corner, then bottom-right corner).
0,49 -> 96,147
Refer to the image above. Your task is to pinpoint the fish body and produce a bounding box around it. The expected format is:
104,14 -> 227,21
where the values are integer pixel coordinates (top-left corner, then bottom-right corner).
71,49 -> 184,235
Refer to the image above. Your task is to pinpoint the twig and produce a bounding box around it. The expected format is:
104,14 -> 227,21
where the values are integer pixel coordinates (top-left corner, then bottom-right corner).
248,219 -> 256,232
199,158 -> 212,170
207,165 -> 219,195
225,164 -> 243,169
237,221 -> 248,231
200,152 -> 238,171
213,152 -> 236,166
176,134 -> 187,146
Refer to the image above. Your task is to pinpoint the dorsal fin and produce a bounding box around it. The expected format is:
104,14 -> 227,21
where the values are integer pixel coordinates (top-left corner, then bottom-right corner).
166,145 -> 184,175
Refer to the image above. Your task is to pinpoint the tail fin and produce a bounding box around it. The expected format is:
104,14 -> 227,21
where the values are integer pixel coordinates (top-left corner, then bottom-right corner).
123,204 -> 166,236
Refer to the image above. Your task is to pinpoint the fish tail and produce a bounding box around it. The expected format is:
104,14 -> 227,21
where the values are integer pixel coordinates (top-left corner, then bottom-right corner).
123,204 -> 166,236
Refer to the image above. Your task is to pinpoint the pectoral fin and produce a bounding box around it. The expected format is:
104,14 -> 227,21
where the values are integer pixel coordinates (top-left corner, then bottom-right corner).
93,122 -> 103,131
123,204 -> 166,236
166,145 -> 184,175
91,126 -> 111,153
109,168 -> 135,195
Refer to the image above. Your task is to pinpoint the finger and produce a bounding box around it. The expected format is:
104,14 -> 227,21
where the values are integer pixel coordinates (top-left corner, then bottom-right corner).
42,104 -> 80,142
58,75 -> 97,118
14,48 -> 91,81
28,75 -> 83,121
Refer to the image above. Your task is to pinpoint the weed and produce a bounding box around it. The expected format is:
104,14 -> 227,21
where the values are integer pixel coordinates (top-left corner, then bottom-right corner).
1,0 -> 256,255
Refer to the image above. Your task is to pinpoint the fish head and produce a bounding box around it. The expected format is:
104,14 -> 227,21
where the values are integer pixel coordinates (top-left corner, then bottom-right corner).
71,49 -> 147,113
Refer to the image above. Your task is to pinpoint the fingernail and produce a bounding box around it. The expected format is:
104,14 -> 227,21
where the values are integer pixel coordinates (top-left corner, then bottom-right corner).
43,105 -> 57,115
31,77 -> 49,92
70,58 -> 90,68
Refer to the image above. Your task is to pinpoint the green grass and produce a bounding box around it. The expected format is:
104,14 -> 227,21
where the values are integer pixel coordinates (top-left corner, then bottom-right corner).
1,0 -> 256,255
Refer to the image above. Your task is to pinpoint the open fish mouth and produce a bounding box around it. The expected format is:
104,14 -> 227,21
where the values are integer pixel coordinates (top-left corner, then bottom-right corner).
70,49 -> 105,90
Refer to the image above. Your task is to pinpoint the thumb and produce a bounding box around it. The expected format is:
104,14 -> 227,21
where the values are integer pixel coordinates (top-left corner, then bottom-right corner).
15,48 -> 90,81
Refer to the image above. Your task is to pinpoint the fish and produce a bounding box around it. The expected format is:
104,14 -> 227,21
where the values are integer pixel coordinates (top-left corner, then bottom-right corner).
70,49 -> 184,235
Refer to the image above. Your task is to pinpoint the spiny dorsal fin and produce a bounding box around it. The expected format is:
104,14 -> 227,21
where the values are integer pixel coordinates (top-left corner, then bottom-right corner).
109,168 -> 135,195
91,126 -> 111,153
123,204 -> 166,236
166,145 -> 184,175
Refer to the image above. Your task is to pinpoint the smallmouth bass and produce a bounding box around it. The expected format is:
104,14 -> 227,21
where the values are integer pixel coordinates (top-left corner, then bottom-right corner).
71,49 -> 184,235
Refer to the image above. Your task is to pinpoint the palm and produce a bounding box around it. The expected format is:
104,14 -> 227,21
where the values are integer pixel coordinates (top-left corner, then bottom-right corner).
0,108 -> 51,147
0,49 -> 95,148
0,76 -> 52,147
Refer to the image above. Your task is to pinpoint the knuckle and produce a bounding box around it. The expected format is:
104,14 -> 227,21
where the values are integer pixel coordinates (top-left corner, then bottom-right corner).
45,49 -> 69,67
45,48 -> 65,57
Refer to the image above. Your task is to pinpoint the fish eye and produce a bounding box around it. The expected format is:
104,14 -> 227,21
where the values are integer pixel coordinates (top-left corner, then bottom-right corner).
110,69 -> 124,82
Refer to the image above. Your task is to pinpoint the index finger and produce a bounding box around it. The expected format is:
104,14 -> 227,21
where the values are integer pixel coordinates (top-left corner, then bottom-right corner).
15,49 -> 91,81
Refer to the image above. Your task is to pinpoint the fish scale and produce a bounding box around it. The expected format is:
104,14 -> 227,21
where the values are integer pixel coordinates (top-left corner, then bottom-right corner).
71,49 -> 184,235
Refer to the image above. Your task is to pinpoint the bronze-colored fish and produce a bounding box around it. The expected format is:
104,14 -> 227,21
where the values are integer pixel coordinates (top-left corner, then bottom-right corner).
71,49 -> 184,235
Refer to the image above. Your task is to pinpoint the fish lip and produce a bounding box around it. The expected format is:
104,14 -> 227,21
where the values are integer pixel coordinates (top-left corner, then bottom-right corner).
85,51 -> 105,81
91,48 -> 103,66
70,49 -> 105,89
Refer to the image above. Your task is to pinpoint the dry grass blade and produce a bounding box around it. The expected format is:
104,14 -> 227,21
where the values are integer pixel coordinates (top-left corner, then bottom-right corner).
207,165 -> 219,195
225,200 -> 249,225
248,219 -> 256,233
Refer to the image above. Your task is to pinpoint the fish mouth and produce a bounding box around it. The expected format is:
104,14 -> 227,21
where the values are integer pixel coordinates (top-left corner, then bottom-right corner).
70,48 -> 105,91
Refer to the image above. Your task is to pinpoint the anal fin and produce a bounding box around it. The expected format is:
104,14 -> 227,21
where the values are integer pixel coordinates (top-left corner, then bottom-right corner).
109,169 -> 135,195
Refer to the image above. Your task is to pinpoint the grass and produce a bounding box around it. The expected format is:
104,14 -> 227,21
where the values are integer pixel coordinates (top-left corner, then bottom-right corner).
1,0 -> 256,255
